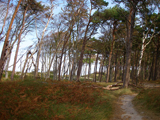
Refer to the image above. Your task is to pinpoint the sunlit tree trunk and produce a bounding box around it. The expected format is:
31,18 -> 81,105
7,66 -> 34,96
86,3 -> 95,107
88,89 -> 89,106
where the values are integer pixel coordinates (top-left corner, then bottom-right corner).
0,0 -> 22,81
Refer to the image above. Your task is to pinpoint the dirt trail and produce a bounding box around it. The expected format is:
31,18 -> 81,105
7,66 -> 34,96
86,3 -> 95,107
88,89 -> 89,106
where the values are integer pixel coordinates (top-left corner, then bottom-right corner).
111,94 -> 143,120
120,94 -> 142,120
111,82 -> 160,120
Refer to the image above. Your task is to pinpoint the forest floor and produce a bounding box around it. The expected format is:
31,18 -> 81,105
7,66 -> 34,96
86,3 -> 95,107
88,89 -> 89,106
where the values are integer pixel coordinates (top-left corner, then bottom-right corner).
111,82 -> 160,120
0,76 -> 160,120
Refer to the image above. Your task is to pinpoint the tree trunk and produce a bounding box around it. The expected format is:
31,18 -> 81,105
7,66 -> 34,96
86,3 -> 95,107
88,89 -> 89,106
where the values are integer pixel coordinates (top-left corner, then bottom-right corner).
88,53 -> 91,81
123,4 -> 137,88
106,21 -> 117,83
106,51 -> 112,83
69,54 -> 75,81
45,38 -> 63,81
153,47 -> 159,80
136,33 -> 145,82
21,51 -> 30,79
109,66 -> 112,82
76,39 -> 86,82
11,7 -> 28,81
58,32 -> 71,81
5,52 -> 11,79
0,0 -> 22,81
76,17 -> 93,82
93,53 -> 99,82
142,58 -> 146,80
99,58 -> 104,82
53,55 -> 57,80
35,11 -> 53,78
122,52 -> 125,82
114,53 -> 118,82
62,51 -> 67,80
148,54 -> 154,81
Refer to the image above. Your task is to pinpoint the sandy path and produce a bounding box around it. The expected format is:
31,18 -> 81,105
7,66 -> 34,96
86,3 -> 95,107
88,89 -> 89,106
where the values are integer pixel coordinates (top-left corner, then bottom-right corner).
111,83 -> 160,120
120,94 -> 143,120
111,94 -> 143,120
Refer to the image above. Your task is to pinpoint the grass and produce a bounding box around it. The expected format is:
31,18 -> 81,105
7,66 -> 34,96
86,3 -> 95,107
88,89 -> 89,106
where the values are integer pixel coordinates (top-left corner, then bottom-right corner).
0,79 -> 118,120
134,87 -> 160,113
3,73 -> 158,119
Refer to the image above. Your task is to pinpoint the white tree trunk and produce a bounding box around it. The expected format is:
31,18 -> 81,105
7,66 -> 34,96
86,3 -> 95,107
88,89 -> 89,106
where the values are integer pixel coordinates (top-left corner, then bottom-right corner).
35,9 -> 54,78
137,35 -> 145,76
137,29 -> 160,78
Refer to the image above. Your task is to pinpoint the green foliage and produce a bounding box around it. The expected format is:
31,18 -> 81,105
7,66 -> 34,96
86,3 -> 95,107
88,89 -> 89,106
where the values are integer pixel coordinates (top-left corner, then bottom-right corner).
92,5 -> 128,24
91,0 -> 108,8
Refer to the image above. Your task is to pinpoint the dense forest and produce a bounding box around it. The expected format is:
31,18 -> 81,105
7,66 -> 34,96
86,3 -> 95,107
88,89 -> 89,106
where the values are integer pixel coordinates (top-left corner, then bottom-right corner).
0,0 -> 160,88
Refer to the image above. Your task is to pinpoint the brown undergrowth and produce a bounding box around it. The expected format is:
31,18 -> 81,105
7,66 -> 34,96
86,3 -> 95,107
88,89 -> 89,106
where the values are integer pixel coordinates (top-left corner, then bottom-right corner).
0,80 -> 113,120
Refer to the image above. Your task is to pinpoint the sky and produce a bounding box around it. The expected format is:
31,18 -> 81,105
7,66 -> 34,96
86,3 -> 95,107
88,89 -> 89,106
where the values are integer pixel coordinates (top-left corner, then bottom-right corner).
0,0 -> 121,73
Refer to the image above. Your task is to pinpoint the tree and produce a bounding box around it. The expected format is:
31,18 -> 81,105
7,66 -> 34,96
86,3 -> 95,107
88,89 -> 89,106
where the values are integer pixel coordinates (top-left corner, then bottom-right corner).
115,0 -> 141,87
35,0 -> 54,78
0,0 -> 22,81
10,0 -> 45,80
11,1 -> 28,81
136,12 -> 160,83
76,0 -> 108,82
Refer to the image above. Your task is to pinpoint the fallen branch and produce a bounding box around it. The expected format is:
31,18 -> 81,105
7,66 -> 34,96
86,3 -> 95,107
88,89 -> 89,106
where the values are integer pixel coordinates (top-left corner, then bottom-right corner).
103,82 -> 123,90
